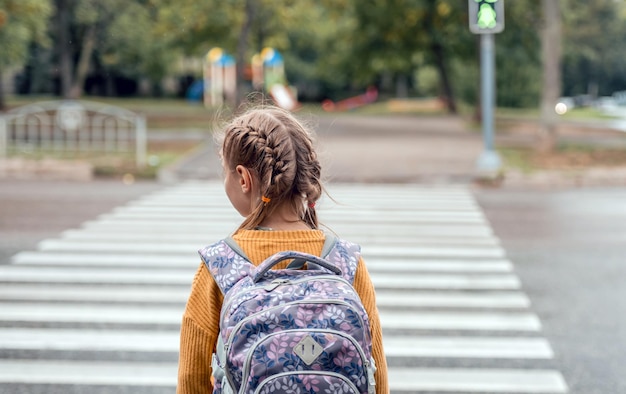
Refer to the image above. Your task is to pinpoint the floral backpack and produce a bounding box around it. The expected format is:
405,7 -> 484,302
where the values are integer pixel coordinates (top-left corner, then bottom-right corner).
198,235 -> 377,394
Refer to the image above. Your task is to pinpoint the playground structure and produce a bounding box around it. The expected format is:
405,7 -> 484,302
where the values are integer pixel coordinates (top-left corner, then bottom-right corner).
321,86 -> 379,112
203,47 -> 298,111
203,48 -> 236,107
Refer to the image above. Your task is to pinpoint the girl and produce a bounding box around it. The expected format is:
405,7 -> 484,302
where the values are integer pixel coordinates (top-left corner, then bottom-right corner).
177,106 -> 388,393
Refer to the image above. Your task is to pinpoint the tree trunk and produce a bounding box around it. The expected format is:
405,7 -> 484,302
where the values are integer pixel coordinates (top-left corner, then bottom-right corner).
57,0 -> 73,98
69,24 -> 97,99
432,41 -> 457,114
537,0 -> 562,153
395,74 -> 409,98
235,0 -> 255,107
425,0 -> 457,114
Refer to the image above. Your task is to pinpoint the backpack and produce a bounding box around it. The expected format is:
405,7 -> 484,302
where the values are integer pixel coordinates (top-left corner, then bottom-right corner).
198,235 -> 377,394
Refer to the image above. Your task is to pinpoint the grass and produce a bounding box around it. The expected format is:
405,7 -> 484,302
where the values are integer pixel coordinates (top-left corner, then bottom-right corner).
498,148 -> 536,174
559,106 -> 618,120
498,144 -> 626,174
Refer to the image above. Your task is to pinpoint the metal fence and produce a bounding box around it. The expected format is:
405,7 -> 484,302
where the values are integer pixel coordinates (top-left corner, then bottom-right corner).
0,100 -> 147,167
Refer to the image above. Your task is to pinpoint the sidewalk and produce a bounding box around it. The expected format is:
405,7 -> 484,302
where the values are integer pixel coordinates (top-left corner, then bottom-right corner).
161,114 -> 484,184
159,113 -> 626,188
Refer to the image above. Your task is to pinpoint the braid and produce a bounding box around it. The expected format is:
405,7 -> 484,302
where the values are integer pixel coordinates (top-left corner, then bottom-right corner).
220,106 -> 323,231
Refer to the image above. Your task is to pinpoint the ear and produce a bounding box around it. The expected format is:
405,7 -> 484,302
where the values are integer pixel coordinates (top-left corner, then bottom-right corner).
235,165 -> 254,194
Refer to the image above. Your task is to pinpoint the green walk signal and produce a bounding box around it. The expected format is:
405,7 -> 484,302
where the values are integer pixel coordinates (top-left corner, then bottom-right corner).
469,0 -> 505,34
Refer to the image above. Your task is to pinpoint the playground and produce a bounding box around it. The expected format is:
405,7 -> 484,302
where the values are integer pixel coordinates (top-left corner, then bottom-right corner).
195,46 -> 381,113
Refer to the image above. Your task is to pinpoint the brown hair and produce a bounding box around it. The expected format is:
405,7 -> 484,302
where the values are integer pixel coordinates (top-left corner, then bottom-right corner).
218,106 -> 322,231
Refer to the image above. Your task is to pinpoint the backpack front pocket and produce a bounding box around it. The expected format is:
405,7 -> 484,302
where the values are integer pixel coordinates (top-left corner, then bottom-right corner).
241,329 -> 369,394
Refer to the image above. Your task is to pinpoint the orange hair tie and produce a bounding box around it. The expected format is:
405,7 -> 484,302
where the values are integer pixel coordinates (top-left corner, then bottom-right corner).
261,196 -> 271,204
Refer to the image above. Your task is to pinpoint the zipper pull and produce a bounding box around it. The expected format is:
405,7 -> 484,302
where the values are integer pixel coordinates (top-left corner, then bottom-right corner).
264,279 -> 290,291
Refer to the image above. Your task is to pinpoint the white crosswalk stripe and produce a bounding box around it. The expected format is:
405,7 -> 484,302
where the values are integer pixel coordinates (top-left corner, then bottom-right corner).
0,181 -> 568,393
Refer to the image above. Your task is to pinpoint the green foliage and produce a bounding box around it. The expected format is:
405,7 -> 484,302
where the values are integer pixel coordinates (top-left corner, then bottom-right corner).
562,0 -> 626,96
0,0 -> 53,69
8,0 -> 626,110
494,1 -> 541,108
101,2 -> 173,79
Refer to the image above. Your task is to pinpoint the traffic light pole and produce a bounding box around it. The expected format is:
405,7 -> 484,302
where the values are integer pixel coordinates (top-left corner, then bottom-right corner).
477,33 -> 502,175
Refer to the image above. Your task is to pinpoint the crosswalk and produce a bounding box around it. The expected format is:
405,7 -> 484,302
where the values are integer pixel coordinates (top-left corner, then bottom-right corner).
0,181 -> 568,393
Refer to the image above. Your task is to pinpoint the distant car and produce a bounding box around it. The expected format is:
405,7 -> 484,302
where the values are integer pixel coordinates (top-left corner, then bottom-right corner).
595,96 -> 617,110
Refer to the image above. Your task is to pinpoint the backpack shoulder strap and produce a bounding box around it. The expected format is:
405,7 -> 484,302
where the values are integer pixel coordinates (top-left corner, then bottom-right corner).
325,237 -> 362,284
198,238 -> 255,295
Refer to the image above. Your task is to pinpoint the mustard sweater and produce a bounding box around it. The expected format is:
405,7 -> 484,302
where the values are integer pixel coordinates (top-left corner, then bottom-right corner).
177,229 -> 389,394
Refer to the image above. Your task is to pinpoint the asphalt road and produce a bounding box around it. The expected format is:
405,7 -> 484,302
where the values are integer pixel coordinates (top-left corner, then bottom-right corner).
474,187 -> 626,394
0,180 -> 164,265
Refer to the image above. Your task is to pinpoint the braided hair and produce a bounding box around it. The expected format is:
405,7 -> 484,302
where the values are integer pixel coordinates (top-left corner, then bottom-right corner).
219,107 -> 322,231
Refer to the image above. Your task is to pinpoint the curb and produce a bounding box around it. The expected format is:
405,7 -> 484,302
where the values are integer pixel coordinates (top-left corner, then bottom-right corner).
0,158 -> 94,181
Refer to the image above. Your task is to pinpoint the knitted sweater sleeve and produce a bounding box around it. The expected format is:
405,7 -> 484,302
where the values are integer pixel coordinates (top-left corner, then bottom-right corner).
177,262 -> 221,393
353,257 -> 389,394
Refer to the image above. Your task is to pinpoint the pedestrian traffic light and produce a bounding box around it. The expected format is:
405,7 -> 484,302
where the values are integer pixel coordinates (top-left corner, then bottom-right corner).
469,0 -> 505,34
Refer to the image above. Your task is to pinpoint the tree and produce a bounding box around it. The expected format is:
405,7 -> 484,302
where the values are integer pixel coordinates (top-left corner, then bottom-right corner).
537,0 -> 562,153
53,0 -> 174,99
0,0 -> 52,110
345,0 -> 475,113
561,0 -> 626,97
152,0 -> 355,104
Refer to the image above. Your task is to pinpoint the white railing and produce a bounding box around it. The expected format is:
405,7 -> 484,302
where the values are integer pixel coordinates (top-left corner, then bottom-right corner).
0,100 -> 147,168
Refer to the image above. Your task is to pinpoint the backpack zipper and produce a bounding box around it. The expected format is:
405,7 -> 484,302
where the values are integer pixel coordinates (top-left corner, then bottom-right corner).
220,274 -> 351,325
253,370 -> 361,394
223,275 -> 369,345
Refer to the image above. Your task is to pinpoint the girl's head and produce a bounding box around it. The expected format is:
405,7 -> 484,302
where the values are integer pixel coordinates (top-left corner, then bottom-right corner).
218,106 -> 322,231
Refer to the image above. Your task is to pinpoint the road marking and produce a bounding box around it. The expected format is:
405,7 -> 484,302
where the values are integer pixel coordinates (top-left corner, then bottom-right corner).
368,259 -> 513,272
0,265 -> 520,290
365,245 -> 505,258
0,284 -> 529,309
0,303 -> 541,331
0,266 -> 195,284
0,328 -> 178,352
376,291 -> 530,309
95,214 -> 487,225
80,220 -> 495,235
0,283 -> 190,303
0,360 -> 176,386
380,311 -> 542,331
388,368 -> 568,393
0,329 -> 553,359
12,251 -> 198,267
0,302 -> 183,324
104,209 -> 486,222
0,360 -> 568,392
372,273 -> 520,290
13,252 -> 512,274
384,336 -> 554,358
35,240 -> 505,258
60,230 -> 502,247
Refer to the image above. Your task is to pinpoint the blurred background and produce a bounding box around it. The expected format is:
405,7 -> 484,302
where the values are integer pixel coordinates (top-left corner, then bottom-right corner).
1,0 -> 626,181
